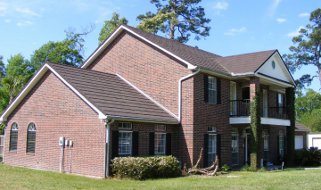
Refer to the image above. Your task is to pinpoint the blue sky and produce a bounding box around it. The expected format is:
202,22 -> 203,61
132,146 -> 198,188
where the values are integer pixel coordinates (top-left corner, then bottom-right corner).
0,0 -> 320,91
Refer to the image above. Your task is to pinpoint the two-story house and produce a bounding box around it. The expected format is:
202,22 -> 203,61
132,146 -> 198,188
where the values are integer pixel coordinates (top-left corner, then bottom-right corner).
0,25 -> 295,178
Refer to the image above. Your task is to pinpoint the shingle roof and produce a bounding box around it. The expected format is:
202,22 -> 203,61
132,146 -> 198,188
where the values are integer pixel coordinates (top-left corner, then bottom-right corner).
49,63 -> 178,124
295,123 -> 310,132
216,50 -> 277,74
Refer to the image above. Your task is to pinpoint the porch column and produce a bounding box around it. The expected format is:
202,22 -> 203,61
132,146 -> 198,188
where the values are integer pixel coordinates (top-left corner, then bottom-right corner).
286,87 -> 295,166
249,77 -> 262,170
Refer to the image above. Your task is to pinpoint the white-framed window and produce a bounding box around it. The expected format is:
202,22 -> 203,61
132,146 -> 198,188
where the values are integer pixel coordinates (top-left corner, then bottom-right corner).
118,131 -> 132,156
26,123 -> 36,153
155,133 -> 166,155
208,132 -> 217,166
263,130 -> 269,151
9,122 -> 19,151
208,76 -> 217,104
231,128 -> 239,165
279,130 -> 285,159
118,122 -> 132,130
278,93 -> 285,114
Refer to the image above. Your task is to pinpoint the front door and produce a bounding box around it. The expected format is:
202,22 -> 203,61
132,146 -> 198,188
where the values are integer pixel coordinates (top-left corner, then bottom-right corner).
244,129 -> 251,165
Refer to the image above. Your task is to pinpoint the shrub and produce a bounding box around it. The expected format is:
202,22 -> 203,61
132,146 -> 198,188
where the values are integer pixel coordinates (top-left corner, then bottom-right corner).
295,147 -> 321,167
111,156 -> 181,180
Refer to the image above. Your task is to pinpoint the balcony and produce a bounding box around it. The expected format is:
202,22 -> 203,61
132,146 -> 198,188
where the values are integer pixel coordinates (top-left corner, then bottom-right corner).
229,100 -> 290,126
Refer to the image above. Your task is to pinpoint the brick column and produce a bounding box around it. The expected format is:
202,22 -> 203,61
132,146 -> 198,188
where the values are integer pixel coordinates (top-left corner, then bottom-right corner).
249,77 -> 262,170
286,87 -> 295,166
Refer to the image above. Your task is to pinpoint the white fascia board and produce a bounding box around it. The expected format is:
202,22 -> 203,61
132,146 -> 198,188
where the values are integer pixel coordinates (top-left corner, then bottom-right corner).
0,65 -> 49,122
229,117 -> 250,124
0,64 -> 106,123
46,64 -> 105,119
255,73 -> 294,88
81,25 -> 197,70
261,117 -> 291,126
116,73 -> 179,121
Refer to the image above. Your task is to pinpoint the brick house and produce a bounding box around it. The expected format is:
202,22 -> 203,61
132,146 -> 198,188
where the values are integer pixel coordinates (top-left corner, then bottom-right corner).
0,25 -> 295,178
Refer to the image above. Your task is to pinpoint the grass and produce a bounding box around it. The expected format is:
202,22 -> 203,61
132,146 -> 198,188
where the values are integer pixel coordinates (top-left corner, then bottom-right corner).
1,164 -> 321,190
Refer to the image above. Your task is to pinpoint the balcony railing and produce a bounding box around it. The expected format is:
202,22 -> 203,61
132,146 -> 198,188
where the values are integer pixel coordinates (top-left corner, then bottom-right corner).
230,100 -> 288,119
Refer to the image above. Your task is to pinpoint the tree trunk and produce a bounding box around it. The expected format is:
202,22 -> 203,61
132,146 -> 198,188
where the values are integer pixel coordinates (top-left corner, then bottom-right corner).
169,21 -> 175,40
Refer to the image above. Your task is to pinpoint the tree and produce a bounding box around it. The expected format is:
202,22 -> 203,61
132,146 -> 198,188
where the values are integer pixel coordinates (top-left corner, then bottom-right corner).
0,56 -> 5,78
137,0 -> 211,43
300,109 -> 321,132
283,8 -> 321,89
0,54 -> 33,111
30,30 -> 88,70
296,89 -> 321,119
99,12 -> 128,44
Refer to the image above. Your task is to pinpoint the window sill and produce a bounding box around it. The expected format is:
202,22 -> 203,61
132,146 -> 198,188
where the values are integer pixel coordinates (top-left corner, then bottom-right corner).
26,152 -> 35,156
9,150 -> 17,153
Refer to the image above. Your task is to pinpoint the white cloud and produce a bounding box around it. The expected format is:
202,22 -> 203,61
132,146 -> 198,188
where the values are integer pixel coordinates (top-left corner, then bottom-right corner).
287,26 -> 304,37
276,18 -> 287,23
213,1 -> 229,11
15,7 -> 40,17
16,20 -> 33,27
298,12 -> 309,18
268,0 -> 282,17
4,18 -> 10,23
224,27 -> 247,36
0,1 -> 8,16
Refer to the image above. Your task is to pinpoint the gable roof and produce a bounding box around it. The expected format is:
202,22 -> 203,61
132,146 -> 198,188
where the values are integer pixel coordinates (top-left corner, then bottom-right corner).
80,25 -> 294,85
216,49 -> 277,74
0,63 -> 179,124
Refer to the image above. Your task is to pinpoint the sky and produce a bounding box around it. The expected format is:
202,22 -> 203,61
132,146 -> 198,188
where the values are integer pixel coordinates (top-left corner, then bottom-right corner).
0,0 -> 320,91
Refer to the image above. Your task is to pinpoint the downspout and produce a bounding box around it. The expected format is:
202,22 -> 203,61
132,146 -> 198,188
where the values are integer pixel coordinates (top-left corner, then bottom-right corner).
178,68 -> 201,122
104,115 -> 114,178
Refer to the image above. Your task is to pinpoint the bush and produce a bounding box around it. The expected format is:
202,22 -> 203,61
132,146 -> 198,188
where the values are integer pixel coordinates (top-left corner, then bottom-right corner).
295,147 -> 321,166
111,156 -> 181,180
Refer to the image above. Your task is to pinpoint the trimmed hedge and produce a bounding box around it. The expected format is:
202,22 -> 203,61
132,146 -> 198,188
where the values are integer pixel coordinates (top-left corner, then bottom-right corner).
111,156 -> 181,180
295,147 -> 321,166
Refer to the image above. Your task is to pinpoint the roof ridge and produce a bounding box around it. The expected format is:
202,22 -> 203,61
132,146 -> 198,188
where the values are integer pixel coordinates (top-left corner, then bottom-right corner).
221,49 -> 277,58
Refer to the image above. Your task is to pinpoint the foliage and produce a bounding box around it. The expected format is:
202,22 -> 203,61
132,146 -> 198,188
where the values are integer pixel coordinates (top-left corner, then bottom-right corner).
30,30 -> 88,70
0,56 -> 5,79
111,156 -> 181,180
249,94 -> 261,170
98,12 -> 128,44
221,164 -> 231,172
283,8 -> 321,89
0,54 -> 33,112
300,109 -> 321,132
0,123 -> 4,134
137,0 -> 211,43
295,147 -> 321,166
296,89 -> 321,119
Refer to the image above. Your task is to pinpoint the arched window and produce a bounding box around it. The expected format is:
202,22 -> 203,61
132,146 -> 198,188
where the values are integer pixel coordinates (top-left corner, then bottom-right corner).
26,123 -> 36,153
9,123 -> 18,151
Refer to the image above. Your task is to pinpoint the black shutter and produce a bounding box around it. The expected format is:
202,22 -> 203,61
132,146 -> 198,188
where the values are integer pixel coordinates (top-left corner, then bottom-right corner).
203,134 -> 209,167
149,133 -> 155,155
217,78 -> 221,104
112,131 -> 119,158
132,131 -> 139,156
204,75 -> 208,102
217,134 -> 221,164
166,133 -> 172,155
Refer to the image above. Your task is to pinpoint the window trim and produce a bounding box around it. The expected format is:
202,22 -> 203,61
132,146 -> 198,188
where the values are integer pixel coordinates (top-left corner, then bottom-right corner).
208,76 -> 218,104
26,123 -> 36,154
154,132 -> 166,155
117,122 -> 132,130
118,131 -> 133,156
9,122 -> 19,152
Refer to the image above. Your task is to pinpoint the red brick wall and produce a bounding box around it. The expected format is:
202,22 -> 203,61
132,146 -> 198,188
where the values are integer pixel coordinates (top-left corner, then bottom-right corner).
4,71 -> 106,178
88,32 -> 191,116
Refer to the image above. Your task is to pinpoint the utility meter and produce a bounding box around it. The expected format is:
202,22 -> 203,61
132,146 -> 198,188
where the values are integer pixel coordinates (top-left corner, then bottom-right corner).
59,137 -> 65,147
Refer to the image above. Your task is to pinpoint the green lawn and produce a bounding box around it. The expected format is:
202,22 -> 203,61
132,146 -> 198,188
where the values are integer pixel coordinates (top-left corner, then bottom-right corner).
0,164 -> 320,190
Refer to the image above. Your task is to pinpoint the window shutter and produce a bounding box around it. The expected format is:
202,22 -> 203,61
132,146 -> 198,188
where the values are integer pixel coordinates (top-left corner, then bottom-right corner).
204,75 -> 208,102
132,131 -> 139,156
149,133 -> 155,155
217,78 -> 221,104
217,134 -> 221,164
166,133 -> 172,155
203,134 -> 209,167
112,131 -> 119,158
277,135 -> 280,161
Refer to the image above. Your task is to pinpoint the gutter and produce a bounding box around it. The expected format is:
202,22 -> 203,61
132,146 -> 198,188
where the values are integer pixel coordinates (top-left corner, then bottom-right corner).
104,115 -> 114,178
178,68 -> 201,122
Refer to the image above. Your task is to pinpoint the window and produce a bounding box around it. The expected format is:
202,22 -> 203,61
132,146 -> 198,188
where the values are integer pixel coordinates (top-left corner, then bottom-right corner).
279,130 -> 285,160
208,131 -> 217,166
295,135 -> 304,150
9,123 -> 18,151
277,93 -> 285,114
208,76 -> 217,104
231,128 -> 239,165
263,130 -> 269,161
118,131 -> 132,156
117,122 -> 132,130
26,123 -> 36,153
155,133 -> 166,155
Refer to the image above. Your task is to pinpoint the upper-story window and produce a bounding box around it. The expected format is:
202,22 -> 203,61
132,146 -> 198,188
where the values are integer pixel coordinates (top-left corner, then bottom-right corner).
204,75 -> 221,104
26,123 -> 36,154
277,93 -> 285,114
9,123 -> 19,151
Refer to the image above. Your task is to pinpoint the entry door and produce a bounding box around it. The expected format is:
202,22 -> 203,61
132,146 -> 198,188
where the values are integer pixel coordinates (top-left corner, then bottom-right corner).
263,89 -> 268,117
244,130 -> 251,165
